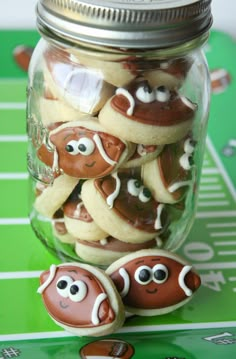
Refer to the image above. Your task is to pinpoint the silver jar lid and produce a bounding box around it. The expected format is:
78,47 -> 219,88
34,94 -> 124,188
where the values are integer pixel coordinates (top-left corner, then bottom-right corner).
36,0 -> 212,48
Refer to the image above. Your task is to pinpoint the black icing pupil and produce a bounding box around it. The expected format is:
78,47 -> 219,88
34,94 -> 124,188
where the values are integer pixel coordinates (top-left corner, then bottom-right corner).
139,269 -> 151,282
57,280 -> 68,289
78,143 -> 87,152
70,284 -> 79,295
65,144 -> 74,152
157,86 -> 166,92
154,269 -> 167,281
143,187 -> 151,198
134,180 -> 141,188
189,156 -> 194,165
143,83 -> 152,93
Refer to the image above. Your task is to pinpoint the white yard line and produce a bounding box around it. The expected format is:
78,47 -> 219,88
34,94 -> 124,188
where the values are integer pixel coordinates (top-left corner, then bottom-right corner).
197,200 -> 230,207
201,167 -> 220,175
0,135 -> 27,142
206,136 -> 236,201
196,211 -> 236,218
199,184 -> 222,191
0,173 -> 28,180
1,321 -> 236,341
0,271 -> 43,280
198,193 -> 226,199
0,218 -> 30,225
207,222 -> 236,228
0,102 -> 26,109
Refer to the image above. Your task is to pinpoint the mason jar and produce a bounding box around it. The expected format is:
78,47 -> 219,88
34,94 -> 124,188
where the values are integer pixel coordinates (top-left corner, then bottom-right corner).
27,0 -> 213,266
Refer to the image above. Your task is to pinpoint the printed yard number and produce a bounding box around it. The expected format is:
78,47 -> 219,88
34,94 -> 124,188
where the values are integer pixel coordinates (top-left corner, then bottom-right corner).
200,271 -> 226,291
183,242 -> 214,262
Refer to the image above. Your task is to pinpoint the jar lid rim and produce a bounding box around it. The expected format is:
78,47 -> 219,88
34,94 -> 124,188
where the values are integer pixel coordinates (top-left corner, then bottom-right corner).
36,0 -> 213,48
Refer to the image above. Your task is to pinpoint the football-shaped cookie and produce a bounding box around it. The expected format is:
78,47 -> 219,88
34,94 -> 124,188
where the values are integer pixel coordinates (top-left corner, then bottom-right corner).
80,339 -> 134,359
81,171 -> 169,243
37,119 -> 134,179
63,182 -> 108,241
141,136 -> 196,203
99,79 -> 197,145
106,249 -> 201,316
37,263 -> 125,336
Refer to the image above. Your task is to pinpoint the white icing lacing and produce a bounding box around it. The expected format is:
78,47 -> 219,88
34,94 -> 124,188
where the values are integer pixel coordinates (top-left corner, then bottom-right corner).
178,265 -> 193,297
52,148 -> 60,173
168,180 -> 192,193
119,268 -> 130,298
91,292 -> 108,325
137,144 -> 147,157
155,237 -> 163,248
37,264 -> 57,294
179,94 -> 197,111
63,68 -> 103,113
106,172 -> 121,209
116,88 -> 135,116
154,203 -> 164,230
100,238 -> 108,246
74,202 -> 83,218
52,218 -> 64,223
93,134 -> 117,166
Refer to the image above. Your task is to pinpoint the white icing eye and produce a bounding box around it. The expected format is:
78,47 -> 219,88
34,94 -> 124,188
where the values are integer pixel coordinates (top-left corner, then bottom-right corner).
184,138 -> 195,154
135,83 -> 156,103
127,179 -> 142,197
139,187 -> 152,203
155,86 -> 171,102
65,140 -> 80,155
56,275 -> 74,298
152,264 -> 169,284
134,265 -> 152,285
77,137 -> 95,156
179,153 -> 193,170
68,280 -> 87,302
137,144 -> 147,157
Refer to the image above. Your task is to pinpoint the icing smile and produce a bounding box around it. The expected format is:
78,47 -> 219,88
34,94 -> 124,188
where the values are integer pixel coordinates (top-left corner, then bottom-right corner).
59,300 -> 70,309
146,288 -> 158,294
85,161 -> 96,168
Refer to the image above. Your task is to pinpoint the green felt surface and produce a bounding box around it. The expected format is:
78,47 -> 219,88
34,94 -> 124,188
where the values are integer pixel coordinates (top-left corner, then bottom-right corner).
0,30 -> 236,358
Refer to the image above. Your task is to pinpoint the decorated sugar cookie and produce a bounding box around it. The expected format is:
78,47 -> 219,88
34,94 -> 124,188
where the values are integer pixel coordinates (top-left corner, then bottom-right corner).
106,249 -> 201,316
34,174 -> 79,218
37,119 -> 134,179
63,182 -> 108,241
99,79 -> 197,145
75,236 -> 158,266
143,56 -> 193,89
80,339 -> 134,359
43,48 -> 115,114
81,171 -> 169,243
38,263 -> 125,337
141,136 -> 196,203
121,143 -> 163,169
52,208 -> 76,244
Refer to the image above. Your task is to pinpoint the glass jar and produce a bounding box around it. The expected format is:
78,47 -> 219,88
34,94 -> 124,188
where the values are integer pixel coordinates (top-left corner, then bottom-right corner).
27,0 -> 213,266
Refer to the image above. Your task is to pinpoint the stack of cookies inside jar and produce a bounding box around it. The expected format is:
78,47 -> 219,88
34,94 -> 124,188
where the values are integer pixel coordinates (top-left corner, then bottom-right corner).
29,42 -> 198,266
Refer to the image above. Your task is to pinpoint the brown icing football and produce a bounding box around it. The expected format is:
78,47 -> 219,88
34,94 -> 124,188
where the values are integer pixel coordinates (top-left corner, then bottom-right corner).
38,263 -> 125,336
80,339 -> 134,359
106,249 -> 201,316
141,135 -> 196,203
81,171 -> 169,243
37,120 -> 133,179
99,79 -> 197,145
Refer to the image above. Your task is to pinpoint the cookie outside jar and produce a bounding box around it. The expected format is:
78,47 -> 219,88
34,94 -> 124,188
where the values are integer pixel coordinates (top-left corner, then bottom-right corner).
27,0 -> 213,266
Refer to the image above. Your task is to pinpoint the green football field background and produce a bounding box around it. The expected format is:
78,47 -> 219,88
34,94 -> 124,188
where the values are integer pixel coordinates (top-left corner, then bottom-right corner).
0,30 -> 236,358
